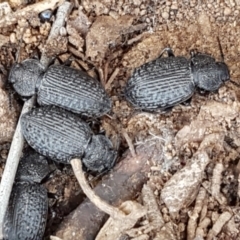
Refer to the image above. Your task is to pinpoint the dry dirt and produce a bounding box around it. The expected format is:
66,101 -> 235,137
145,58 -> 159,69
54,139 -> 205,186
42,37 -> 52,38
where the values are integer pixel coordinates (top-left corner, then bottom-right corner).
1,0 -> 240,239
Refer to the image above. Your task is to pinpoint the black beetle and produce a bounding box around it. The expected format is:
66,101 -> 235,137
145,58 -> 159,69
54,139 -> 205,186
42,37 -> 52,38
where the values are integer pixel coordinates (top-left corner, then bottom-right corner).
9,60 -> 112,117
3,148 -> 49,240
39,9 -> 53,22
124,48 -> 230,111
20,106 -> 117,173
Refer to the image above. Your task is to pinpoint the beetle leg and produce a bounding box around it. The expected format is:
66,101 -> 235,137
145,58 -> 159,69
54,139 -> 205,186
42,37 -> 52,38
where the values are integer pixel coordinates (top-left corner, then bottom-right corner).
161,106 -> 174,113
190,49 -> 198,58
180,97 -> 192,106
159,48 -> 175,58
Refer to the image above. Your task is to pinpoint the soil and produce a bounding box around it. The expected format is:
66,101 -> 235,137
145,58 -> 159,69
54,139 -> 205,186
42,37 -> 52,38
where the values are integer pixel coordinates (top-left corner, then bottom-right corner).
1,0 -> 240,239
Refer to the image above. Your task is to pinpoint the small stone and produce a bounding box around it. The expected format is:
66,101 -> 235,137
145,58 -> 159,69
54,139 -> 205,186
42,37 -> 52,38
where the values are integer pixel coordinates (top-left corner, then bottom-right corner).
134,8 -> 140,15
207,3 -> 212,8
162,11 -> 169,19
140,9 -> 146,16
234,10 -> 239,16
166,1 -> 171,6
59,27 -> 67,36
133,0 -> 141,5
0,2 -> 12,17
171,4 -> 178,10
109,10 -> 119,20
229,0 -> 236,7
224,7 -> 231,16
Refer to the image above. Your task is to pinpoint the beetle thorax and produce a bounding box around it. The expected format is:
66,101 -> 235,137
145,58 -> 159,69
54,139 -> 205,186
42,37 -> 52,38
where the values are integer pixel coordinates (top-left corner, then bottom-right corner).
192,62 -> 230,92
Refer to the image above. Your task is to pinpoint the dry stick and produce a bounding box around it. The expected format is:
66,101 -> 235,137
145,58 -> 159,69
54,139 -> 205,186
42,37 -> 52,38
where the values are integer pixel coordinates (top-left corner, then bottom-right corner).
0,1 -> 72,238
105,67 -> 119,90
122,129 -> 136,158
48,1 -> 72,39
70,158 -> 126,219
0,97 -> 35,238
187,187 -> 207,240
41,1 -> 73,66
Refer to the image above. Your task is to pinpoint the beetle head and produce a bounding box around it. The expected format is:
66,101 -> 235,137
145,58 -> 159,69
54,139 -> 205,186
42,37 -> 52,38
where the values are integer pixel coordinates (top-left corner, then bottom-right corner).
192,60 -> 230,92
82,135 -> 117,173
9,59 -> 45,97
16,148 -> 50,183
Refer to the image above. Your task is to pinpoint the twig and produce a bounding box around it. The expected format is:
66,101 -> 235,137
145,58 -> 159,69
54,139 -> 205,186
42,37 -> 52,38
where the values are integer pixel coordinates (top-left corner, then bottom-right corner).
120,23 -> 147,35
195,217 -> 211,239
0,96 -> 35,238
70,158 -> 126,219
122,129 -> 136,158
47,1 -> 72,40
54,142 -> 153,239
68,46 -> 86,60
211,162 -> 227,205
127,33 -> 145,45
141,184 -> 164,229
104,61 -> 109,83
41,1 -> 72,66
206,211 -> 232,240
98,67 -> 105,87
0,0 -> 63,28
187,187 -> 207,240
105,68 -> 119,90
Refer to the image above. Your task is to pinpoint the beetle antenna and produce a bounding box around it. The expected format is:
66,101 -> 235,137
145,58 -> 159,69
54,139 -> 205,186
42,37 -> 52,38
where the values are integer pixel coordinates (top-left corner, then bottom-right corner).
217,36 -> 224,62
230,79 -> 240,88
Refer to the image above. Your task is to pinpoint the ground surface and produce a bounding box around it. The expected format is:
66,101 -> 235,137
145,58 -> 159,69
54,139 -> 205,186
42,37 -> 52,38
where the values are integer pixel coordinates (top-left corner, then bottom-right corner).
1,0 -> 240,239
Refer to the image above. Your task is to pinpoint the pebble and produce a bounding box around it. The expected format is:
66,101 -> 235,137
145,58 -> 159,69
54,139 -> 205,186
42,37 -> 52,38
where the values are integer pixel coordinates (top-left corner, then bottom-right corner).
133,0 -> 141,6
171,4 -> 178,10
229,0 -> 236,7
9,32 -> 16,44
224,7 -> 232,15
162,12 -> 169,20
140,9 -> 146,16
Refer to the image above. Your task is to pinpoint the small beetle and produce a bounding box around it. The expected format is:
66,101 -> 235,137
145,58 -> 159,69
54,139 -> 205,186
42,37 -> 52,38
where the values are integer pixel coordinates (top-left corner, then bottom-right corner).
3,148 -> 49,240
39,9 -> 53,22
9,60 -> 112,117
20,106 -> 117,173
124,48 -> 230,111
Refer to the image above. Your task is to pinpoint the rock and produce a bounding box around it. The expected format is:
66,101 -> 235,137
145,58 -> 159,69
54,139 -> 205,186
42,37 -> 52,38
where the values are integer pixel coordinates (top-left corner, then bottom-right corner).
224,7 -> 231,16
162,11 -> 169,19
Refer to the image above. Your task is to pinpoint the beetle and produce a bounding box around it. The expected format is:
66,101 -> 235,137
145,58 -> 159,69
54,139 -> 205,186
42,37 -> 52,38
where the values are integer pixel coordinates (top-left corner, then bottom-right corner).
124,48 -> 230,111
9,59 -> 112,117
3,148 -> 49,240
39,9 -> 53,22
20,106 -> 117,173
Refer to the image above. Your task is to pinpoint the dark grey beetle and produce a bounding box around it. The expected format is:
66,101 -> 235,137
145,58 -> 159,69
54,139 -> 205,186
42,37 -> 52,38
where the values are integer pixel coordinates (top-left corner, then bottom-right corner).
3,149 -> 49,240
125,48 -> 230,111
9,60 -> 111,117
21,106 -> 117,173
39,9 -> 53,22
